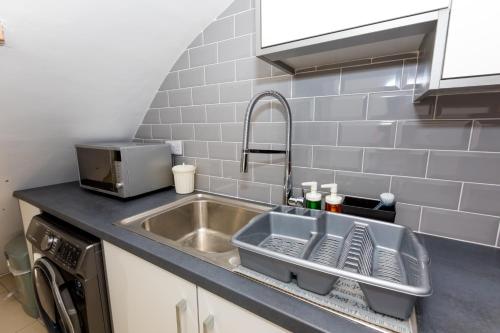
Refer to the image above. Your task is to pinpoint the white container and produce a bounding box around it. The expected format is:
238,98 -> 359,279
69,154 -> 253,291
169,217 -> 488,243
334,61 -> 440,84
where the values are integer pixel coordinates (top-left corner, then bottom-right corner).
171,163 -> 196,194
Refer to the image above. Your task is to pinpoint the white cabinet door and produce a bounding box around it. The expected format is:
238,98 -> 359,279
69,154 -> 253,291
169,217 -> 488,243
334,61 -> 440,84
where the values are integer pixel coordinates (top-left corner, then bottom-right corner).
442,1 -> 500,79
103,241 -> 198,333
197,287 -> 288,333
260,0 -> 449,47
18,200 -> 42,266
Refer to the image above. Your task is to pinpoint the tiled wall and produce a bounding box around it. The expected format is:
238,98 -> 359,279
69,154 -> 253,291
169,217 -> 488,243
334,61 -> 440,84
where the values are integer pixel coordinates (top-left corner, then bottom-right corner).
135,0 -> 500,248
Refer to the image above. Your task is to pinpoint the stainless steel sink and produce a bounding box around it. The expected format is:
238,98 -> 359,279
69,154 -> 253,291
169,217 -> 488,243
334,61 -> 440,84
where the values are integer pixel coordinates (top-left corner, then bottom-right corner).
115,193 -> 269,269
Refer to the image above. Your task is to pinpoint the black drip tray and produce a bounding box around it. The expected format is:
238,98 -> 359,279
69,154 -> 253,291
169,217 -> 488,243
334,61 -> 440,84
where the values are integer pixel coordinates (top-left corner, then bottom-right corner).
342,196 -> 396,223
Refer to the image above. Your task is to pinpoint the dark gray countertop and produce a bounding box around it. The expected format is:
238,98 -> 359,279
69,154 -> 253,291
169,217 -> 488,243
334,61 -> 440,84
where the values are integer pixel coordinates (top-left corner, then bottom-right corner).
14,182 -> 500,333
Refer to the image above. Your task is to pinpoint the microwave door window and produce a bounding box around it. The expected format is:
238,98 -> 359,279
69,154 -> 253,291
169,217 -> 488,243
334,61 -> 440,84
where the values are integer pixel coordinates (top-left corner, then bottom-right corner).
77,148 -> 120,192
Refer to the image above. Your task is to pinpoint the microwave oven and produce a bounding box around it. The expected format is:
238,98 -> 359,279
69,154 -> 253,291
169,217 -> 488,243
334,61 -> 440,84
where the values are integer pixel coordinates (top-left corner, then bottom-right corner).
75,142 -> 173,198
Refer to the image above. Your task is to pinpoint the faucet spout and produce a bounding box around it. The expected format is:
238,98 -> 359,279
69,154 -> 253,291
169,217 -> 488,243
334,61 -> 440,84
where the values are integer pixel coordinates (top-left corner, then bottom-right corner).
240,91 -> 294,205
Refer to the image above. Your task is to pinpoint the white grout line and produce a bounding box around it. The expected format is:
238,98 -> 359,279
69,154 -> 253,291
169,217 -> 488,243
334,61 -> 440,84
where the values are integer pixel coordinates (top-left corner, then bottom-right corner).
496,223 -> 500,247
417,206 -> 423,232
432,95 -> 439,119
424,150 -> 431,178
467,120 -> 474,151
457,182 -> 465,210
393,120 -> 398,148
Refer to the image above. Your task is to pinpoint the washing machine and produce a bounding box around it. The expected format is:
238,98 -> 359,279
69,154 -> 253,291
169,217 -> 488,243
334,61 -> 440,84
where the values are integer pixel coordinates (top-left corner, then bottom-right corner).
26,214 -> 112,333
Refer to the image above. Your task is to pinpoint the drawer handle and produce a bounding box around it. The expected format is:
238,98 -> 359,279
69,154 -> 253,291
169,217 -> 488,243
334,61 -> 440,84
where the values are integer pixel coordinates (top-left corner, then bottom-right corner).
203,314 -> 214,333
175,299 -> 187,333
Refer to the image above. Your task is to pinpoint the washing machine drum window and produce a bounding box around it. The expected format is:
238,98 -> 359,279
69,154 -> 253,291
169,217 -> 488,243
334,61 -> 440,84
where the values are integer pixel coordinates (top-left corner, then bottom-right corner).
33,258 -> 82,333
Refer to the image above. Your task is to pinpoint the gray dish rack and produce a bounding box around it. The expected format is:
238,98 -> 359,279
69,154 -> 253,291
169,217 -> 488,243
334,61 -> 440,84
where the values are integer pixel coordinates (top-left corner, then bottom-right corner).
232,206 -> 432,319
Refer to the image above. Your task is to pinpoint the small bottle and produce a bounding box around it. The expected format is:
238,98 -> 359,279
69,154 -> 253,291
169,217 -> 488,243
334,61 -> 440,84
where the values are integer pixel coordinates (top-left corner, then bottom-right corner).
322,183 -> 343,213
302,182 -> 322,210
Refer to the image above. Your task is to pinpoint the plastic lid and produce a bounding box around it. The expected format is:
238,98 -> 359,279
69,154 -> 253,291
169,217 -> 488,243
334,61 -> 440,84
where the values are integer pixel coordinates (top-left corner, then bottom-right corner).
172,163 -> 196,174
302,182 -> 322,202
321,183 -> 343,205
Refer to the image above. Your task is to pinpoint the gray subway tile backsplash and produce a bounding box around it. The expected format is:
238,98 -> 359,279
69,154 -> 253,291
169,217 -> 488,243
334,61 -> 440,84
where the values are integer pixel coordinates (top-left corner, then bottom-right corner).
292,70 -> 340,97
315,94 -> 367,121
159,107 -> 181,124
218,35 -> 252,62
195,174 -> 210,191
338,121 -> 396,147
168,88 -> 192,107
421,207 -> 499,246
391,176 -> 462,210
171,124 -> 194,140
312,146 -> 362,171
293,122 -> 337,145
335,171 -> 390,199
150,91 -> 169,108
367,91 -> 434,120
138,7 -> 500,247
189,44 -> 218,67
235,9 -> 255,36
253,163 -> 285,185
208,141 -> 237,160
196,158 -> 222,177
135,125 -> 151,139
183,141 -> 208,158
292,167 -> 334,187
238,180 -> 270,203
206,103 -> 235,123
460,183 -> 500,216
396,120 -> 472,150
194,124 -> 221,141
221,123 -> 243,142
427,151 -> 500,185
142,109 -> 160,124
272,98 -> 314,122
160,72 -> 179,91
172,51 -> 189,71
253,76 -> 292,98
220,81 -> 252,103
218,0 -> 250,18
203,16 -> 234,44
340,61 -> 402,94
192,85 -> 219,105
205,62 -> 235,84
394,203 -> 421,231
210,177 -> 237,196
179,67 -> 205,88
222,160 -> 252,181
181,105 -> 206,123
363,148 -> 428,177
151,124 -> 171,139
470,120 -> 500,152
236,57 -> 272,80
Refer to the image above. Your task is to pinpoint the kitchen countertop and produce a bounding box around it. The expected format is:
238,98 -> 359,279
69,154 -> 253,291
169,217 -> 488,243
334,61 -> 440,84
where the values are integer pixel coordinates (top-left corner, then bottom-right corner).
14,182 -> 500,333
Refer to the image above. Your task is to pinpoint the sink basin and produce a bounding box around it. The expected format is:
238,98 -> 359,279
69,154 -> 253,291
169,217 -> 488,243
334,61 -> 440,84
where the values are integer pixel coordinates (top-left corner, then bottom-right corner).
115,193 -> 269,269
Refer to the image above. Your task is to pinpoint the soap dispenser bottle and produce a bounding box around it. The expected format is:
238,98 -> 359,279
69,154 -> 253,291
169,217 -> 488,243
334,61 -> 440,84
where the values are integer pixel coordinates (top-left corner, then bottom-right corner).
302,182 -> 322,210
322,183 -> 343,213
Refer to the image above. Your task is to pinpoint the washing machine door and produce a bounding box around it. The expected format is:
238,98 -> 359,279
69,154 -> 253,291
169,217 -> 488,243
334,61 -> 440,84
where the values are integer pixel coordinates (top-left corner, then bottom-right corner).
33,257 -> 82,333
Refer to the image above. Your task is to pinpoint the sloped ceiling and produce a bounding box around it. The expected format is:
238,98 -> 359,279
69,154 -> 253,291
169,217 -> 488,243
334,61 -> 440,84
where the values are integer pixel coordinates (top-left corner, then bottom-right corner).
0,0 -> 232,273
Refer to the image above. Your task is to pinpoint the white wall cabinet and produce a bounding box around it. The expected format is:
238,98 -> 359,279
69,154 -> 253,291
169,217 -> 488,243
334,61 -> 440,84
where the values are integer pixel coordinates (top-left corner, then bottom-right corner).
103,241 -> 287,333
442,0 -> 500,79
197,287 -> 288,333
260,0 -> 449,48
103,241 -> 199,333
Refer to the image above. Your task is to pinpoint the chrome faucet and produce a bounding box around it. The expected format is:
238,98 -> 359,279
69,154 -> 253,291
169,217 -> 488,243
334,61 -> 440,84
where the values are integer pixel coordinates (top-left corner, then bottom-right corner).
240,91 -> 303,206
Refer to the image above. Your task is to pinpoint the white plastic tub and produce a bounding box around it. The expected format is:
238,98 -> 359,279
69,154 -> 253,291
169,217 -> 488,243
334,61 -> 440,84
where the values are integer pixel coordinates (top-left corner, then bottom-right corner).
172,164 -> 196,194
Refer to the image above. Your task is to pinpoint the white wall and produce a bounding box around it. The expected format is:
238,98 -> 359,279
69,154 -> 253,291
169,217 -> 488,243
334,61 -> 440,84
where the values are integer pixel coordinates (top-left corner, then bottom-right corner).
0,0 -> 232,274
